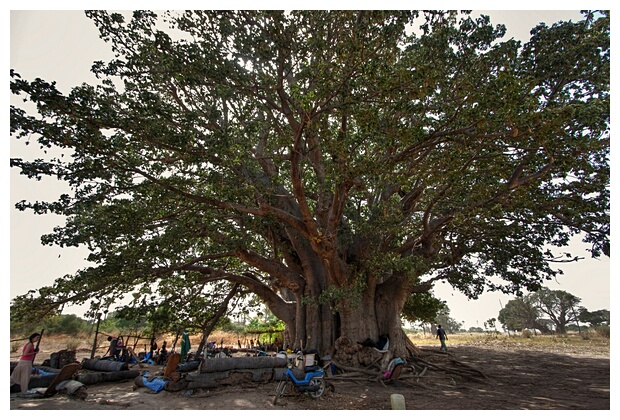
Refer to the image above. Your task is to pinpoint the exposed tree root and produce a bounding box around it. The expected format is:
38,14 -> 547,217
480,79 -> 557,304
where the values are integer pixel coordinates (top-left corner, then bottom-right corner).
329,349 -> 488,386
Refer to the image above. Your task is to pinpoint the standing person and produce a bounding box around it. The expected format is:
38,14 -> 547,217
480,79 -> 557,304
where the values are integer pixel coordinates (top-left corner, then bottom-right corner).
10,332 -> 41,393
436,325 -> 448,352
180,331 -> 191,363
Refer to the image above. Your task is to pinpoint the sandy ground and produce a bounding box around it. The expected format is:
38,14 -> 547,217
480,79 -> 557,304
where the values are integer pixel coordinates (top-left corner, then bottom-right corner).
8,340 -> 610,411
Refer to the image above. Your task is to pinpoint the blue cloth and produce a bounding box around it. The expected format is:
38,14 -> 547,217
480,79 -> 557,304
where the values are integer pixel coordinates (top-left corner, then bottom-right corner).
140,351 -> 156,364
35,368 -> 56,376
142,373 -> 168,392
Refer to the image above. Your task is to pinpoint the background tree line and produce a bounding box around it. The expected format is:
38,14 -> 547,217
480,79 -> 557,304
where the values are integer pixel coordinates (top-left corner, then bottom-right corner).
496,286 -> 609,336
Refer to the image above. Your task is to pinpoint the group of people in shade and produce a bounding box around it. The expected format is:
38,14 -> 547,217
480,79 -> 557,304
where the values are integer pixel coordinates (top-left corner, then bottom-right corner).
11,326 -> 448,393
10,332 -> 171,394
105,335 -> 169,365
146,338 -> 169,364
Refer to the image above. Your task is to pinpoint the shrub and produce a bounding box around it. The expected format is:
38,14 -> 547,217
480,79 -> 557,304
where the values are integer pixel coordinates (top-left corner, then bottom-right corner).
65,338 -> 83,351
43,314 -> 89,335
594,325 -> 610,339
522,329 -> 533,338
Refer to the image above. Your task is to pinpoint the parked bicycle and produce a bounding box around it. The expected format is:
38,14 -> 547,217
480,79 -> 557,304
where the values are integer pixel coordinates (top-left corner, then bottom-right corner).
273,350 -> 325,405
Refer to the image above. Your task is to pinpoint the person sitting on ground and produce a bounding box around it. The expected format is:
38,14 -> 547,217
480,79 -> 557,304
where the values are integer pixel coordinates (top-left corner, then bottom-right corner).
113,335 -> 124,360
157,341 -> 168,365
106,336 -> 118,359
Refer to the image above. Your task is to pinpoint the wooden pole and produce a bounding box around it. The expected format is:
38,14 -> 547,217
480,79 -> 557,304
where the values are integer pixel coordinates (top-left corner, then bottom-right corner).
90,314 -> 102,359
32,329 -> 44,364
127,347 -> 143,368
172,328 -> 181,352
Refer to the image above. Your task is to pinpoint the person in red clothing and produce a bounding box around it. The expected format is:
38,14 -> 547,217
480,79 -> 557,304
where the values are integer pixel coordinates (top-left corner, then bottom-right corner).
10,333 -> 41,393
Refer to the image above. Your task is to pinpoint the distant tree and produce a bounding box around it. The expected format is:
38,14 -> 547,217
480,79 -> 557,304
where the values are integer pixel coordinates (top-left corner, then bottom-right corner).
565,324 -> 582,332
99,311 -> 149,335
578,308 -> 610,326
498,297 -> 548,333
484,318 -> 497,331
529,287 -> 581,334
215,316 -> 239,332
43,314 -> 90,335
10,306 -> 42,336
10,311 -> 88,336
468,326 -> 484,333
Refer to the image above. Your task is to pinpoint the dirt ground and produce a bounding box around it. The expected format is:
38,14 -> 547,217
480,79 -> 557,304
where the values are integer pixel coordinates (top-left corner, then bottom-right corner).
9,339 -> 610,411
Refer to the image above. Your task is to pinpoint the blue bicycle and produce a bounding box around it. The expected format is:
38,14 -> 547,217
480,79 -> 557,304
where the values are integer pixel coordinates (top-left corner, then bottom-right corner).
273,350 -> 325,405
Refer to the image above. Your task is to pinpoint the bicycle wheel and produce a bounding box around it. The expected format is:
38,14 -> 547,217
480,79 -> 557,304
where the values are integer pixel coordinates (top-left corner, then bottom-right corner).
308,376 -> 325,399
273,379 -> 290,405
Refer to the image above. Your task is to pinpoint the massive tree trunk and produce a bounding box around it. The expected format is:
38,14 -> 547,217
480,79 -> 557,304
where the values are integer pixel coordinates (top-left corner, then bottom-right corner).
263,269 -> 416,362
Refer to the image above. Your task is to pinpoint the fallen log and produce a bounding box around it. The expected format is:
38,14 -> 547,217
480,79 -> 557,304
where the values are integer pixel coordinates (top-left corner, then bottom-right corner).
177,360 -> 201,372
186,371 -> 231,389
81,358 -> 129,372
36,366 -> 62,374
76,369 -> 141,385
164,378 -> 189,392
10,373 -> 58,393
29,373 -> 59,389
237,367 -> 274,382
200,356 -> 286,373
186,367 -> 275,389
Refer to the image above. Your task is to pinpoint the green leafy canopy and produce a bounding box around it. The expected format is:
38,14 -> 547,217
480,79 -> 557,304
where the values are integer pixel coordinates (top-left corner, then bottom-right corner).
10,11 -> 609,324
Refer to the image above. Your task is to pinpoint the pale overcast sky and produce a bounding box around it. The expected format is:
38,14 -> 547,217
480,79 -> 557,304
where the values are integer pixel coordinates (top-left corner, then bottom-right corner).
6,6 -> 613,330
